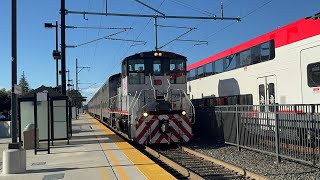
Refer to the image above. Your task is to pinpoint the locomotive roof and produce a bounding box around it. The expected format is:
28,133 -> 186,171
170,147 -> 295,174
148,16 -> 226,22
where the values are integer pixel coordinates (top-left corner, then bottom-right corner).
122,51 -> 186,62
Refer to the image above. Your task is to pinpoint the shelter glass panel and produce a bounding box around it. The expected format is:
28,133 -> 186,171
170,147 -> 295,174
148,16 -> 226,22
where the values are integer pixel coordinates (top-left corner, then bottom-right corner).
37,101 -> 49,141
53,100 -> 67,139
20,102 -> 34,134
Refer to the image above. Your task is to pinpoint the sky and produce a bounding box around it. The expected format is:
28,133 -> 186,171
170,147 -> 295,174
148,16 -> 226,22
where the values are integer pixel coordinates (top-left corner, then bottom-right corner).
0,0 -> 319,102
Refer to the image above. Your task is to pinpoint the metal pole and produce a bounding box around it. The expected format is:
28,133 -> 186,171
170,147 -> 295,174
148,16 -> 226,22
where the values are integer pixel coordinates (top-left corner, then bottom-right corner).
11,0 -> 17,143
274,104 -> 280,163
61,0 -> 66,95
76,58 -> 78,119
154,18 -> 158,51
55,21 -> 59,88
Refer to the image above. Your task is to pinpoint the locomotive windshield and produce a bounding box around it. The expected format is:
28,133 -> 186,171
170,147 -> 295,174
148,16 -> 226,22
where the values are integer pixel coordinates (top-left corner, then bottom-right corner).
123,52 -> 187,84
128,59 -> 145,84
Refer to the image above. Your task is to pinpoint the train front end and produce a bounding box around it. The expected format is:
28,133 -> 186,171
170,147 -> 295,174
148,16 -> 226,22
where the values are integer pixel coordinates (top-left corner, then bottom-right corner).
121,51 -> 194,144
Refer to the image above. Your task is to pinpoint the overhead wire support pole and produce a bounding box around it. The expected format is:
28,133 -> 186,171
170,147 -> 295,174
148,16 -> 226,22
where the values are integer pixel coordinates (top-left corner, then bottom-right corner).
154,18 -> 158,51
61,0 -> 67,95
76,58 -> 90,119
11,0 -> 17,143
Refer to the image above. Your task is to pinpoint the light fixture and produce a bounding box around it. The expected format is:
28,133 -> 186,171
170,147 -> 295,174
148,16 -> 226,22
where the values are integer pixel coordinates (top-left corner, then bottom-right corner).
143,112 -> 148,117
181,111 -> 187,116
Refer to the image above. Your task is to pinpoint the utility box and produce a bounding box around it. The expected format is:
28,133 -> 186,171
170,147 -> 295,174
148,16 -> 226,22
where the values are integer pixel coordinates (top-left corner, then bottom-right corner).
23,124 -> 39,150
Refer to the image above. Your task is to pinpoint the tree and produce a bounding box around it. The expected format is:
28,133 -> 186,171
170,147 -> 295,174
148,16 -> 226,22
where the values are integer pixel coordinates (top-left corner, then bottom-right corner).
18,71 -> 31,95
0,88 -> 11,112
67,89 -> 84,108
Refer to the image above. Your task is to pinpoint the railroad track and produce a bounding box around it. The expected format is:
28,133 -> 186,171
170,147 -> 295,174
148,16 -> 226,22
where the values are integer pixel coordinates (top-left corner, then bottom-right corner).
97,119 -> 267,179
155,146 -> 246,179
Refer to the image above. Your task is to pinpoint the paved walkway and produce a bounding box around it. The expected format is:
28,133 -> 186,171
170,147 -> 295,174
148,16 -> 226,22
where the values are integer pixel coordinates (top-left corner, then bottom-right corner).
0,114 -> 175,180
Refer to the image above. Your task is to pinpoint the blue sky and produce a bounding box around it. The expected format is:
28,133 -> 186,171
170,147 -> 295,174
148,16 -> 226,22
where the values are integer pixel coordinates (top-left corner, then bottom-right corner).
0,0 -> 319,101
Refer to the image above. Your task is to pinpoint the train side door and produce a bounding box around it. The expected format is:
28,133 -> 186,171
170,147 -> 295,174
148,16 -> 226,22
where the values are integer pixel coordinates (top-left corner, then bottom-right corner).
257,75 -> 277,108
257,75 -> 277,130
300,45 -> 320,104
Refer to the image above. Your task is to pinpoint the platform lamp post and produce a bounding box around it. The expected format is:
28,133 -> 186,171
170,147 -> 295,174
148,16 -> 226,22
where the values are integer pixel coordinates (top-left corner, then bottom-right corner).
44,21 -> 61,90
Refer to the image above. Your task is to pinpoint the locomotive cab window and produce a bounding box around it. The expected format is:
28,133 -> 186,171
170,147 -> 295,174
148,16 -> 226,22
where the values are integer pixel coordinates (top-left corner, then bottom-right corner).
128,59 -> 145,84
153,60 -> 162,75
170,59 -> 186,84
307,62 -> 320,87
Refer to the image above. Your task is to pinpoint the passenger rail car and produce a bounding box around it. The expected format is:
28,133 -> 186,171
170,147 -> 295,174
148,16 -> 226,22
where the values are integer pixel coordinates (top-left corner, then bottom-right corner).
187,14 -> 320,144
187,16 -> 320,106
88,51 -> 194,144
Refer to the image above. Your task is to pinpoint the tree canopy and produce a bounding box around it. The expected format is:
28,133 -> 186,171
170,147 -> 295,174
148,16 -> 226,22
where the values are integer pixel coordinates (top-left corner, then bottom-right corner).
67,89 -> 84,108
0,88 -> 11,112
19,71 -> 31,95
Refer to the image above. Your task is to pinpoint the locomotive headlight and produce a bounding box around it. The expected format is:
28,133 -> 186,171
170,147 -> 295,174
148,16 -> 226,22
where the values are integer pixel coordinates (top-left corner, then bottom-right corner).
182,111 -> 187,116
143,112 -> 148,117
154,52 -> 159,56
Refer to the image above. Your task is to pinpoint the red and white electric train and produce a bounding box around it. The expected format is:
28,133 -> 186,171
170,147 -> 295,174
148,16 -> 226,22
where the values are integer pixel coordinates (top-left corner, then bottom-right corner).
187,15 -> 320,106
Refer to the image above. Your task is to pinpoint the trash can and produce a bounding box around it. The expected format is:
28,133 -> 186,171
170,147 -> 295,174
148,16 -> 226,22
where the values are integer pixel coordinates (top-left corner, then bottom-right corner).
23,124 -> 39,150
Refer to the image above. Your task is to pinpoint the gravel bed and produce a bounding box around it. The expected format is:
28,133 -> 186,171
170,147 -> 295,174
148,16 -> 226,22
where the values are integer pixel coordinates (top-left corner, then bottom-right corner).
185,140 -> 320,180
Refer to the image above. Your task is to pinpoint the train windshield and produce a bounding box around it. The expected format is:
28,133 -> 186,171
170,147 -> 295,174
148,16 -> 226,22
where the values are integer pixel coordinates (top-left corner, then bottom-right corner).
128,59 -> 145,84
169,59 -> 186,84
170,59 -> 185,71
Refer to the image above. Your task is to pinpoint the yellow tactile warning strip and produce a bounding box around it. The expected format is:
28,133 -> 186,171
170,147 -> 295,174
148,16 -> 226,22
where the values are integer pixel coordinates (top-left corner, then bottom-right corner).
90,117 -> 176,180
92,121 -> 129,180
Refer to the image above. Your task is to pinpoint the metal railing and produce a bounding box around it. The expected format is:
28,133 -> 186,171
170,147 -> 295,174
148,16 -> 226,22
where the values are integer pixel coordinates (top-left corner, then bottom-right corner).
194,104 -> 320,166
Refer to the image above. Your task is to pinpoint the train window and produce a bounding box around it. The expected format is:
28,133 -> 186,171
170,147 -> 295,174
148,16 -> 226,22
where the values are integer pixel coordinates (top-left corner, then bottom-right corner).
251,45 -> 261,64
189,69 -> 196,81
225,55 -> 237,71
215,59 -> 224,74
197,66 -> 205,78
153,60 -> 162,75
128,59 -> 144,72
187,71 -> 190,81
206,62 -> 213,76
268,83 -> 275,104
259,84 -> 266,111
170,59 -> 185,71
239,49 -> 251,67
307,62 -> 320,87
261,41 -> 270,61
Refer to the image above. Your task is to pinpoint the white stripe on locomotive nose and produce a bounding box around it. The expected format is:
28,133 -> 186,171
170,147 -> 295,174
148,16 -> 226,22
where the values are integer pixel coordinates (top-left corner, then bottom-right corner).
150,130 -> 162,144
137,118 -> 158,144
173,114 -> 192,135
136,115 -> 153,136
169,120 -> 190,142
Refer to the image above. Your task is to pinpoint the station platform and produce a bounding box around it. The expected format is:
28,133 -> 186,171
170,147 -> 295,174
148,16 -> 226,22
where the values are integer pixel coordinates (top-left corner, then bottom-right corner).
0,114 -> 176,180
